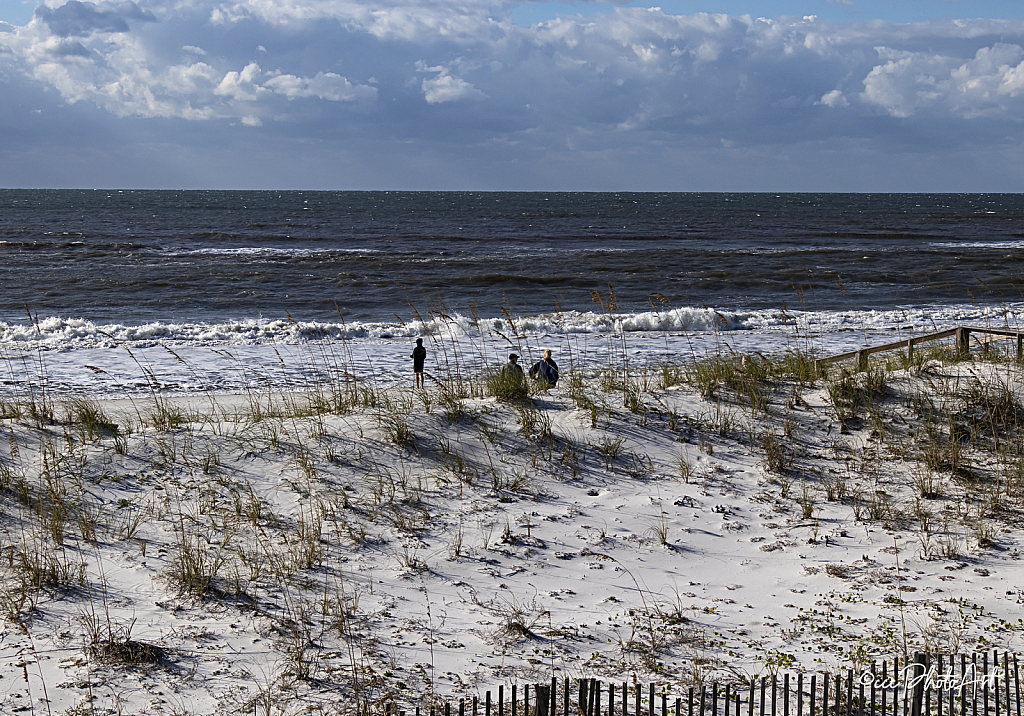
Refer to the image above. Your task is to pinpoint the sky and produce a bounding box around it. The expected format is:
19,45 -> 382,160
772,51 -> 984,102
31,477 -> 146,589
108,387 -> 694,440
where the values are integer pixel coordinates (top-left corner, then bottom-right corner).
3,1 -> 1024,190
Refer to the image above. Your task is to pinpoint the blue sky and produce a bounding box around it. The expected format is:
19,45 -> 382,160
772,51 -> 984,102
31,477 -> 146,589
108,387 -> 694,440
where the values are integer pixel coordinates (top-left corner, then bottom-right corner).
3,1 -> 1024,190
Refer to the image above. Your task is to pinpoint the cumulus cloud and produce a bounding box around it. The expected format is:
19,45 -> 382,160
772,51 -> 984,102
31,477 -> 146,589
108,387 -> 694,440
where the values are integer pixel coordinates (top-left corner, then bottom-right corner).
860,43 -> 1024,119
2,1 -> 1024,187
35,0 -> 155,38
264,71 -> 377,101
818,89 -> 848,107
417,61 -> 486,103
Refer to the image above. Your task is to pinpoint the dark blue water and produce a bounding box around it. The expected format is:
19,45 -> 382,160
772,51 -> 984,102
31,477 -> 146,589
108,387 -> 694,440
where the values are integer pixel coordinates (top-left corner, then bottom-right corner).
2,190 -> 1023,325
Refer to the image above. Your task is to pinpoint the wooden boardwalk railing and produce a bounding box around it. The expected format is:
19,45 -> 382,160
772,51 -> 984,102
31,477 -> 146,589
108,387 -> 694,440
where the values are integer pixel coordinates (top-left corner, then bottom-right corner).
816,326 -> 1024,372
384,651 -> 1022,716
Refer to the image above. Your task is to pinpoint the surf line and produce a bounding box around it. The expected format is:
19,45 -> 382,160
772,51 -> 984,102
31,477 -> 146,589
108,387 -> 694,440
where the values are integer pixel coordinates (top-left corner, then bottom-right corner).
858,664 -> 1000,692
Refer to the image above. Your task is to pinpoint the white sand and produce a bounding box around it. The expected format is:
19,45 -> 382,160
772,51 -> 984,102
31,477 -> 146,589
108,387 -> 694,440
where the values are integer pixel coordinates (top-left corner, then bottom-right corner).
1,354 -> 1023,715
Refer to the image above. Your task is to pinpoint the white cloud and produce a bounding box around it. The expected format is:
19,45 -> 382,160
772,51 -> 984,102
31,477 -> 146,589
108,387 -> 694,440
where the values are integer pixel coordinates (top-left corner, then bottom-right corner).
421,73 -> 486,103
417,60 -> 486,103
3,2 -> 1024,187
818,89 -> 848,107
215,61 -> 264,101
860,43 -> 1024,118
264,71 -> 376,101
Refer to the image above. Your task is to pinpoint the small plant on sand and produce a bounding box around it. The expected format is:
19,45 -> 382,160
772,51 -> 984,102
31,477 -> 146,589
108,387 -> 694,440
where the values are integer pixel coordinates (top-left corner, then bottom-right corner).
761,429 -> 792,475
62,398 -> 119,441
378,412 -> 416,450
83,615 -> 164,665
826,373 -> 861,422
486,367 -> 528,401
676,450 -> 693,482
596,435 -> 625,470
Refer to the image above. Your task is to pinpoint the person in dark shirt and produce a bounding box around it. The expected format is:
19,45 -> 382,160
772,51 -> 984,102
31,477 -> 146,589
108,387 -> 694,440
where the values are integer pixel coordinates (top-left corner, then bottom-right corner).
502,353 -> 524,376
411,338 -> 427,388
529,349 -> 559,388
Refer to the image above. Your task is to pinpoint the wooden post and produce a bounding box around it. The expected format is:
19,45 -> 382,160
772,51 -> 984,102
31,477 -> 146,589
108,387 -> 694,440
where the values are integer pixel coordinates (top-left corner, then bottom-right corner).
1013,654 -> 1021,716
856,349 -> 869,372
880,661 -> 887,716
910,653 -> 929,716
907,338 -> 914,363
1004,652 -> 1011,716
956,327 -> 971,357
871,663 -> 877,716
536,685 -> 550,716
985,654 -> 990,716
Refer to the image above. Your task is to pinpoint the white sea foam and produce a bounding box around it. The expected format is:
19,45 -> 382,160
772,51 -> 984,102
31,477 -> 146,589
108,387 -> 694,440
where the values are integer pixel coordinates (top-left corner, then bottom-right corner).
2,303 -> 1021,399
174,247 -> 380,256
2,303 -> 1020,352
931,241 -> 1024,249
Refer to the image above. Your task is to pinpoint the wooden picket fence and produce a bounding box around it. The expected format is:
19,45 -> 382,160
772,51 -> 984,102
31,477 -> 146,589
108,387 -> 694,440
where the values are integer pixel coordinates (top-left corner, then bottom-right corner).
384,651 -> 1022,716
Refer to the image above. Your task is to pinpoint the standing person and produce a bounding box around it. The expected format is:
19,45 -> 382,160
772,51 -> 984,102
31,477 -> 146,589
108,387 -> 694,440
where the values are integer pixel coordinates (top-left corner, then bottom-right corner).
529,349 -> 560,388
411,338 -> 427,388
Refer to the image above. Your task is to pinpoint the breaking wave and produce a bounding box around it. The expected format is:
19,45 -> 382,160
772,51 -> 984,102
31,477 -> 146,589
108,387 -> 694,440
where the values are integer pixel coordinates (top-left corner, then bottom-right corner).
1,303 -> 1021,352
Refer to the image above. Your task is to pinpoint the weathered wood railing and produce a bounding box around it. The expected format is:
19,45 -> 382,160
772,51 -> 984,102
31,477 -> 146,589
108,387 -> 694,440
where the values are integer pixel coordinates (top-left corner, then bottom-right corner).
816,326 -> 1024,372
383,651 -> 1022,716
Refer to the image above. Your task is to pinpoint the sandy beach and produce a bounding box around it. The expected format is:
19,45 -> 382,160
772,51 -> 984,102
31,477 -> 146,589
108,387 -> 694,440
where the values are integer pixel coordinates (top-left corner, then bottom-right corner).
2,341 -> 1024,715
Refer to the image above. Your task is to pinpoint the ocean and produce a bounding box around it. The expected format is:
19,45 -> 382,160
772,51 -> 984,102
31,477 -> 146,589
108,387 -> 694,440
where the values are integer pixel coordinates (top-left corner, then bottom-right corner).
1,190 -> 1022,397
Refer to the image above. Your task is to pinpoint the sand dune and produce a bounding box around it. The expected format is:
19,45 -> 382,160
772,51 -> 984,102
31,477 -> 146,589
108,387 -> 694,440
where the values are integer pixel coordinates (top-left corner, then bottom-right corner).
1,347 -> 1023,715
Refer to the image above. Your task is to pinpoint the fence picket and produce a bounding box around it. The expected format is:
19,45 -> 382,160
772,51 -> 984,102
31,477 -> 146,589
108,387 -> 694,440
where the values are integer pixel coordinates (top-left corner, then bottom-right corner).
396,651 -> 1024,716
1005,654 -> 1012,716
1014,654 -> 1021,716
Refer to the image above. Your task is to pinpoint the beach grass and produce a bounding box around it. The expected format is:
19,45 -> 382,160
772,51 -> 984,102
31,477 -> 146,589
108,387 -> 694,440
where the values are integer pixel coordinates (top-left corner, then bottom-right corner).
2,321 -> 1024,714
